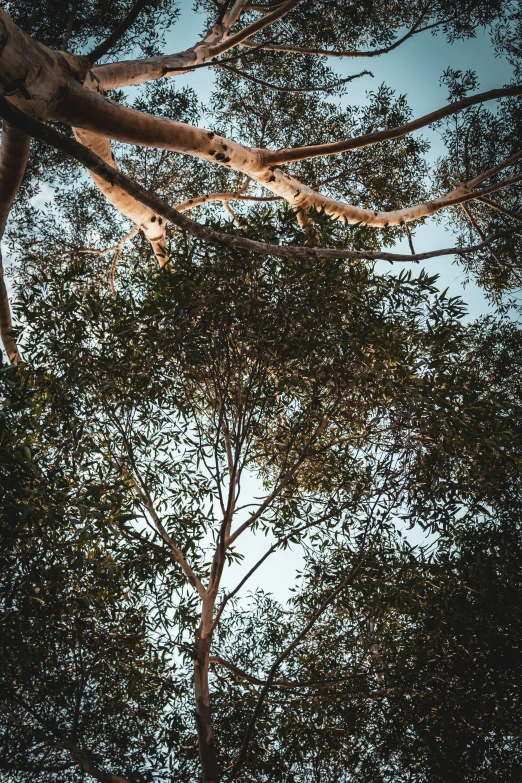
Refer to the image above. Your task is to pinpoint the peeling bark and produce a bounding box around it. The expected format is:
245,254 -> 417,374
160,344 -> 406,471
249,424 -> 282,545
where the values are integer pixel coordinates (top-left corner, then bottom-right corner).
0,9 -> 521,236
2,96 -> 517,268
53,81 -> 522,228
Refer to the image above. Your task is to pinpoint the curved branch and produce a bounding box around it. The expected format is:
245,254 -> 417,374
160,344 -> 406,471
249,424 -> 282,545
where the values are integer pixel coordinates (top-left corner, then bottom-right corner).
223,199 -> 243,226
53,78 -> 522,227
265,86 -> 522,166
0,121 -> 30,363
463,148 -> 522,190
210,654 -> 373,689
88,0 -> 301,90
4,98 -> 520,266
476,195 -> 522,223
226,552 -> 368,782
216,62 -> 373,93
239,10 -> 464,58
108,226 -> 139,295
72,129 -> 169,265
5,694 -> 133,783
174,190 -> 279,211
77,226 -> 139,258
211,512 -> 344,632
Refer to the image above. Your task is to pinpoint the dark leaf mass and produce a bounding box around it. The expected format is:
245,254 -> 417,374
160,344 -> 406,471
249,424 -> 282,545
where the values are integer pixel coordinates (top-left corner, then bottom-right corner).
0,2 -> 522,782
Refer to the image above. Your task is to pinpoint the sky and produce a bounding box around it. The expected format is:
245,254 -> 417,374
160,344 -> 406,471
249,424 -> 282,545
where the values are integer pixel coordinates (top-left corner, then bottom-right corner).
167,3 -> 515,319
10,3 -> 517,603
157,4 -> 517,601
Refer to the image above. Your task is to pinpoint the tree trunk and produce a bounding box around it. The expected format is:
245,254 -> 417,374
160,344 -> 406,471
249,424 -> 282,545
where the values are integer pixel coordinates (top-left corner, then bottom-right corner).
0,120 -> 29,362
194,633 -> 220,783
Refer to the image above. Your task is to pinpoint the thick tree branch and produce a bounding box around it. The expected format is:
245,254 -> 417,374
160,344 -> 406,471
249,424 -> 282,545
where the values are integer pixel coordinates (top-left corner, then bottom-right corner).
49,76 -> 522,227
2,98 -> 520,266
3,14 -> 521,233
463,148 -> 522,190
265,86 -> 522,165
72,129 -> 169,265
87,0 -> 301,90
0,121 -> 29,363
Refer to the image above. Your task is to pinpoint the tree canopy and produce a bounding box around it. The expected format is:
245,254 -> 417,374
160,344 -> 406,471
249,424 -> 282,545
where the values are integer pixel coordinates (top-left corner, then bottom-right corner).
0,2 -> 522,782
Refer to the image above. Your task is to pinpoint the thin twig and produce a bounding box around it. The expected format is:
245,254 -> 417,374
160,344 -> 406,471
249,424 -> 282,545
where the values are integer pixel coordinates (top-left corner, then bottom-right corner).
216,62 -> 373,93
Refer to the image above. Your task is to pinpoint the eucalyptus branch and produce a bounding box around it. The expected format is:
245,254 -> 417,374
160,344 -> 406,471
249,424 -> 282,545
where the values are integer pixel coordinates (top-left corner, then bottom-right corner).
265,86 -> 522,166
460,202 -> 503,267
3,99 -> 521,270
239,8 -> 474,58
105,407 -> 207,599
211,511 -> 345,632
5,695 -> 134,783
475,194 -> 522,223
226,412 -> 331,546
89,0 -> 302,89
210,654 -> 388,689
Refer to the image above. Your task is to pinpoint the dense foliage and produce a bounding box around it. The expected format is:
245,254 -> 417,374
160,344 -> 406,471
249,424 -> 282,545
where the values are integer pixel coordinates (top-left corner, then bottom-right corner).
1,1 -> 522,782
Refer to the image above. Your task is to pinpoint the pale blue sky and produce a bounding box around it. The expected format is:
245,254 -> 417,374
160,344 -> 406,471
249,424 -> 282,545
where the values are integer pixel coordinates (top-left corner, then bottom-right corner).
162,5 -> 517,599
167,4 -> 516,319
14,5 -> 518,603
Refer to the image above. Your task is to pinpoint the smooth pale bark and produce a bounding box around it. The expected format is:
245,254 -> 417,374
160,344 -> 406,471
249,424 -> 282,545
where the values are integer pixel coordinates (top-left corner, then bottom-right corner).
0,121 -> 29,362
1,10 -> 521,231
174,191 -> 278,211
0,10 -> 88,120
86,0 -> 300,91
73,129 -> 169,264
194,632 -> 220,783
54,83 -> 522,227
2,95 -> 517,266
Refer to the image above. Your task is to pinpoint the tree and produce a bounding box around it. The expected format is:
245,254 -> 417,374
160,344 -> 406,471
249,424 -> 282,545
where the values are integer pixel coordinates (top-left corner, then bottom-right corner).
0,2 -> 522,782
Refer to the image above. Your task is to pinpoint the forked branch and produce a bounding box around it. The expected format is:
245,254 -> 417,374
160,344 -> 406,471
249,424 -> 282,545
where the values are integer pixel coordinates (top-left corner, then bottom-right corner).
88,0 -> 302,89
2,99 -> 520,268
